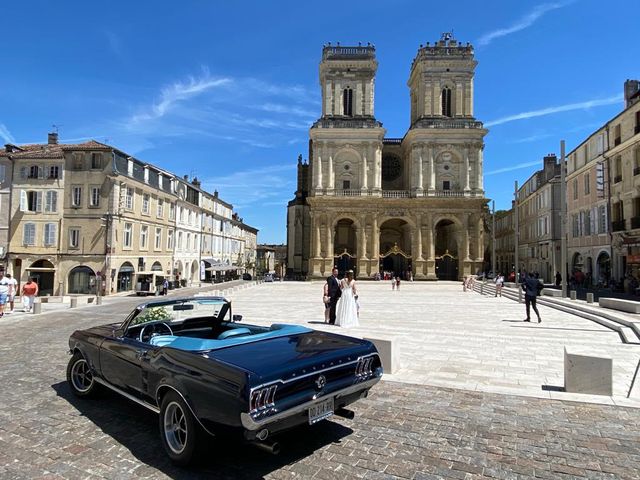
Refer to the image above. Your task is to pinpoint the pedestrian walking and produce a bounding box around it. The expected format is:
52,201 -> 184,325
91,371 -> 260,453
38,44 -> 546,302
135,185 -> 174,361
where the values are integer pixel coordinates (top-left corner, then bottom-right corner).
521,272 -> 543,323
21,278 -> 39,313
6,273 -> 17,313
495,273 -> 504,297
0,271 -> 9,317
162,278 -> 169,296
395,276 -> 401,290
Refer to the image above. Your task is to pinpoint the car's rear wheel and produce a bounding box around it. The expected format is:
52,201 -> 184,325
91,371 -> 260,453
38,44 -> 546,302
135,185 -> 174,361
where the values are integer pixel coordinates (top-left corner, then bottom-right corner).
159,391 -> 200,465
66,352 -> 99,397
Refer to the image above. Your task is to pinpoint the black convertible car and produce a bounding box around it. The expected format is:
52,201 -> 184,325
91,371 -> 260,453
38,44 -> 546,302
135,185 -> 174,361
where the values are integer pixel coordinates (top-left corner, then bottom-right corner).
67,297 -> 382,465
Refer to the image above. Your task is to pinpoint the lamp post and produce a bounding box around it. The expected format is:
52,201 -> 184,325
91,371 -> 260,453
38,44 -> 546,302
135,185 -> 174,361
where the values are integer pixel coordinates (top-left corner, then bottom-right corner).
514,180 -> 521,303
491,200 -> 496,277
560,140 -> 568,298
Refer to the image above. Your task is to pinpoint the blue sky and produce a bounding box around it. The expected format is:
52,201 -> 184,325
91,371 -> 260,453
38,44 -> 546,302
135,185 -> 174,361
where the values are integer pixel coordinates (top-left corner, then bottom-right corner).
1,0 -> 637,243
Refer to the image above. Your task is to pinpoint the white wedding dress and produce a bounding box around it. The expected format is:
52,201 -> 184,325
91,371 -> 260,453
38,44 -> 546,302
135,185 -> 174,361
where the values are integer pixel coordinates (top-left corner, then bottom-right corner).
336,279 -> 359,328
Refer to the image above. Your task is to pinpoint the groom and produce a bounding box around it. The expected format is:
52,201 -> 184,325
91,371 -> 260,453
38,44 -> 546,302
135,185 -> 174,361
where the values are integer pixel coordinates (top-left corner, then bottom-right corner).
327,267 -> 341,325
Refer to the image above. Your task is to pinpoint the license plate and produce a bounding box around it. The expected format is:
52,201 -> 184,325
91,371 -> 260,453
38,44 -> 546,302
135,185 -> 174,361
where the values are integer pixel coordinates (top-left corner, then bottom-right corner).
308,397 -> 334,424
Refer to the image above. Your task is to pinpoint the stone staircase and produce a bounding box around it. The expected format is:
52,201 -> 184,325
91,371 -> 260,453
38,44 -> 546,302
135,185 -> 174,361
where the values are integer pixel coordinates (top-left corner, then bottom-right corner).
472,280 -> 640,345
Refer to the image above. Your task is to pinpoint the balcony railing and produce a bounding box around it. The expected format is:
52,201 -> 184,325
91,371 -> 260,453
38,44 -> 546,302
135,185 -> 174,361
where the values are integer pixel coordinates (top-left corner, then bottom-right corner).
382,190 -> 410,198
334,189 -> 369,197
321,189 -> 484,198
612,220 -> 626,232
410,117 -> 484,130
632,217 -> 640,229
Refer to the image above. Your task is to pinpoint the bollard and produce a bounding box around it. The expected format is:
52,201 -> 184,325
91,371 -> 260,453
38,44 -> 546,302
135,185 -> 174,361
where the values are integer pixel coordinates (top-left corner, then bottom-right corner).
70,297 -> 78,308
96,296 -> 103,305
586,292 -> 594,304
33,301 -> 42,314
570,290 -> 577,300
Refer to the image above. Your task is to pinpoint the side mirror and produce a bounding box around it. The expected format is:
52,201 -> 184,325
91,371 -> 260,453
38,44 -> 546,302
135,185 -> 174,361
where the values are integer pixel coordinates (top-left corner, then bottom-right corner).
232,314 -> 243,322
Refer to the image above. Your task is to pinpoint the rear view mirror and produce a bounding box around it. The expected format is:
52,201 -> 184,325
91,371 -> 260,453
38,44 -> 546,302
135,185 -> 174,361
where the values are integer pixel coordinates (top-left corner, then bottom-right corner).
173,304 -> 194,311
232,314 -> 243,322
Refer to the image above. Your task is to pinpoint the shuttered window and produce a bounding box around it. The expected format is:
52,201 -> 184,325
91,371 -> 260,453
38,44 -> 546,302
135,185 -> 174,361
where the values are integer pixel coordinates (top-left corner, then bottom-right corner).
44,223 -> 57,246
23,223 -> 36,245
45,191 -> 58,212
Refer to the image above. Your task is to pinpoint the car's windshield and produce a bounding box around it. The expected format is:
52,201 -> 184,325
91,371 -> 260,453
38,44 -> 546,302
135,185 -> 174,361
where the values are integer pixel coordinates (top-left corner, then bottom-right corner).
126,298 -> 229,329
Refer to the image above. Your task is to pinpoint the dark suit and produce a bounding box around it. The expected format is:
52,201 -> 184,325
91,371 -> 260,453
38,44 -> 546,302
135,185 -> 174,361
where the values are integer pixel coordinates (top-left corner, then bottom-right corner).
327,275 -> 341,324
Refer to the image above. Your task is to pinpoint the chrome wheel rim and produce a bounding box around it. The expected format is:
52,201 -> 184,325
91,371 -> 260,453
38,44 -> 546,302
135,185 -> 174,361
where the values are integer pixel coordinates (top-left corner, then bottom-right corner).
164,401 -> 188,454
71,358 -> 93,393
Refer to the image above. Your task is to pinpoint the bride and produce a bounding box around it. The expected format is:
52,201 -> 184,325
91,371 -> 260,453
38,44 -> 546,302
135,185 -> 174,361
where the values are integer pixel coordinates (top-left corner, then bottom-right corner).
336,270 -> 359,328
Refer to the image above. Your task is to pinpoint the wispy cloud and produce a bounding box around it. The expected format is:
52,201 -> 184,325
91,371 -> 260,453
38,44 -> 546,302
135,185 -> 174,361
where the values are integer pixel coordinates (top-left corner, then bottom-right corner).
104,31 -> 124,59
202,164 -> 296,209
485,94 -> 622,127
0,123 -> 15,143
509,133 -> 554,144
477,2 -> 573,47
128,71 -> 233,125
486,160 -> 542,176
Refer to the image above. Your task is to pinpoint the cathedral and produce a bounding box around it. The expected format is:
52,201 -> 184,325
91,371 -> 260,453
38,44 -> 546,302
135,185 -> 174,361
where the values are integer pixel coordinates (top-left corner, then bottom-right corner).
287,33 -> 488,280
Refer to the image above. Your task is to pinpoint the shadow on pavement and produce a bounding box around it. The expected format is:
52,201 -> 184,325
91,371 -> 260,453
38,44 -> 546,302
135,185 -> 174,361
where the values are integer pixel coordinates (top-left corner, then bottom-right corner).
52,381 -> 353,479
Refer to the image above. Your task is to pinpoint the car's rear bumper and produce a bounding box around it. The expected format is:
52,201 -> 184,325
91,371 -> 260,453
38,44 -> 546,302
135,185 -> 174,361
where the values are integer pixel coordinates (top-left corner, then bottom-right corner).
240,373 -> 381,438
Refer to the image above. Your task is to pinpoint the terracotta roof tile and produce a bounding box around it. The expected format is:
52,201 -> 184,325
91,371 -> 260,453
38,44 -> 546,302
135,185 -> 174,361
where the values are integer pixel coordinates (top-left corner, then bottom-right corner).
1,139 -> 112,158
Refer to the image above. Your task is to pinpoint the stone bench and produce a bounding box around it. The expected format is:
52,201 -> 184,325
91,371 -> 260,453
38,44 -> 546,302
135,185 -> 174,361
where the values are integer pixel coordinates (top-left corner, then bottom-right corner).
564,347 -> 612,395
599,297 -> 640,314
364,336 -> 399,374
542,288 -> 562,297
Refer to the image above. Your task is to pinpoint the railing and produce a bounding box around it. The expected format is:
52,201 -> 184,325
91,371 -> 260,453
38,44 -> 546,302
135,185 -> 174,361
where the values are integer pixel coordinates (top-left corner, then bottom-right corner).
334,189 -> 366,197
312,117 -> 383,129
382,190 -> 410,198
614,175 -> 622,183
612,220 -> 626,232
322,46 -> 375,60
632,217 -> 640,229
410,118 -> 483,129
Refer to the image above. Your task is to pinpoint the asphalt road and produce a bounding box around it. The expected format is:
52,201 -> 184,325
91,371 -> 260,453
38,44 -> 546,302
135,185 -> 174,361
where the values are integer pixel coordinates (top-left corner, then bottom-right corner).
1,289 -> 639,479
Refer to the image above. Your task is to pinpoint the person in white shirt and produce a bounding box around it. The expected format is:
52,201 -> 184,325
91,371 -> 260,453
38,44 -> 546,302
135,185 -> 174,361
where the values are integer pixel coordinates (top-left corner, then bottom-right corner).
6,273 -> 17,313
0,271 -> 10,317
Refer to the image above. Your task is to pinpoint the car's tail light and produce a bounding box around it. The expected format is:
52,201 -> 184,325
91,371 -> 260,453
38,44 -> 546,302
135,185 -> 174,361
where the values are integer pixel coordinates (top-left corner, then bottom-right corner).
249,384 -> 277,413
355,356 -> 373,378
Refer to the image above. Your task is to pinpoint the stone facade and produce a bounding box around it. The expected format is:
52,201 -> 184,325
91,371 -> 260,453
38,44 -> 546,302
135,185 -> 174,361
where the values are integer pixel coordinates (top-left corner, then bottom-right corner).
287,34 -> 488,280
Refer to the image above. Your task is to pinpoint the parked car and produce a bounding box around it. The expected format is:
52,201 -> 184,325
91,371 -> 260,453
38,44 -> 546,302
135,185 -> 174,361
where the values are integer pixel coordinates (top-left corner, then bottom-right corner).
66,297 -> 382,465
264,274 -> 274,282
242,273 -> 252,280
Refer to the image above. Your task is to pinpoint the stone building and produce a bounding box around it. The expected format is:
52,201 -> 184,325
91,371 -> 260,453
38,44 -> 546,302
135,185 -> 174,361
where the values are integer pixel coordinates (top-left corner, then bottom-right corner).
515,155 -> 561,281
566,124 -> 611,286
494,208 -> 514,276
287,34 -> 488,280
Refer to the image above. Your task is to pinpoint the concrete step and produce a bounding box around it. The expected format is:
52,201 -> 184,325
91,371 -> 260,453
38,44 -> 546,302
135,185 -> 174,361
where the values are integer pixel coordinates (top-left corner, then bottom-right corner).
472,281 -> 640,345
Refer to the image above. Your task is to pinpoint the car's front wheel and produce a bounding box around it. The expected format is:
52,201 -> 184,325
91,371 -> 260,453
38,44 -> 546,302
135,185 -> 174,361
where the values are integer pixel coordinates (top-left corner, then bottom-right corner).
66,352 -> 99,397
159,391 -> 201,465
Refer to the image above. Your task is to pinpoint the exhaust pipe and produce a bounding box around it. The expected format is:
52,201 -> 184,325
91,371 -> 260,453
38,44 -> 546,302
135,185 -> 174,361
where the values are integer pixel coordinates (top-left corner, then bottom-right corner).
252,440 -> 281,455
334,408 -> 355,420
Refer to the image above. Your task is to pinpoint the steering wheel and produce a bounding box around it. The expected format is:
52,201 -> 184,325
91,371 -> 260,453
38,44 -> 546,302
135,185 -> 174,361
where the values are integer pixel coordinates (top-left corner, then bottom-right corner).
139,322 -> 174,343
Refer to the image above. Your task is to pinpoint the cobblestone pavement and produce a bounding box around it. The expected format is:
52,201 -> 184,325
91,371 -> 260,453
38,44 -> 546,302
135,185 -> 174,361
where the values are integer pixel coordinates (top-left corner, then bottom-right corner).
1,286 -> 640,479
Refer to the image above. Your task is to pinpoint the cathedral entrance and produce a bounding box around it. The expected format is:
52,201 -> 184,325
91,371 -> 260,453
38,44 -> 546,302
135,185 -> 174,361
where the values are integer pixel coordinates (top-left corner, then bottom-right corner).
379,219 -> 411,278
333,219 -> 357,276
434,219 -> 459,280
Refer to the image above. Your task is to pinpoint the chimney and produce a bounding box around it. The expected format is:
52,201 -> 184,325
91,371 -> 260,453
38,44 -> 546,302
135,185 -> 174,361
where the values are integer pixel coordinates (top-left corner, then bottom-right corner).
624,79 -> 640,108
191,177 -> 201,188
4,144 -> 13,153
183,174 -> 188,181
48,132 -> 58,145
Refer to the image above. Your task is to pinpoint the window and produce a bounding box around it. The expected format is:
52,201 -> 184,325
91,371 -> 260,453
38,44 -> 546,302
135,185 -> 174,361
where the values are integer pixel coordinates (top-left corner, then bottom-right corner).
614,124 -> 621,146
28,165 -> 43,179
178,231 -> 183,250
142,194 -> 150,214
72,187 -> 82,207
44,191 -> 57,212
73,154 -> 84,170
599,205 -> 607,233
584,210 -> 592,236
20,190 -> 42,212
140,225 -> 148,249
573,178 -> 578,199
596,134 -> 604,154
90,187 -> 100,207
69,228 -> 80,248
343,180 -> 351,189
441,87 -> 452,117
44,223 -> 57,246
584,173 -> 590,195
343,88 -> 353,116
155,227 -> 162,250
123,223 -> 132,248
157,199 -> 164,217
167,230 -> 174,250
169,203 -> 176,220
91,153 -> 102,169
48,165 -> 60,179
125,187 -> 133,210
614,156 -> 622,183
23,223 -> 36,245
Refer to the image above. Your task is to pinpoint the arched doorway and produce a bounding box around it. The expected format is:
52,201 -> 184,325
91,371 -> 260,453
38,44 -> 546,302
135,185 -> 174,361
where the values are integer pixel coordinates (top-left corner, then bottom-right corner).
333,219 -> 357,276
28,259 -> 55,296
379,219 -> 411,278
117,262 -> 135,292
68,266 -> 96,294
434,219 -> 459,280
151,261 -> 163,272
597,252 -> 611,286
